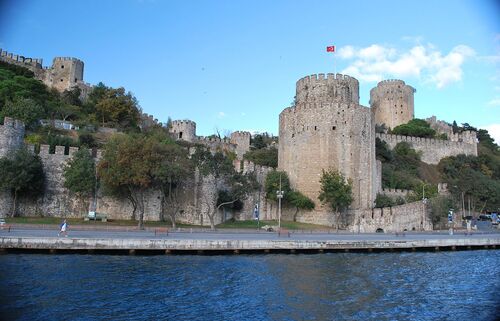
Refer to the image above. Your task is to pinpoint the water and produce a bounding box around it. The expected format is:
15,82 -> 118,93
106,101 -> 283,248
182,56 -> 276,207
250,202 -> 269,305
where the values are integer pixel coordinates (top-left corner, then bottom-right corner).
0,251 -> 499,321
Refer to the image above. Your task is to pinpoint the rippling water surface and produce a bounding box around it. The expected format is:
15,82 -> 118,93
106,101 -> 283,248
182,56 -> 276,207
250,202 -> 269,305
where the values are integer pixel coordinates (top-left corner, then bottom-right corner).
1,251 -> 499,321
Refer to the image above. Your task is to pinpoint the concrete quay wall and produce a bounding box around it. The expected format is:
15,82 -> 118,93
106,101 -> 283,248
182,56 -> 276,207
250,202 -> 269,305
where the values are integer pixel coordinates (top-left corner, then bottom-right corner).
1,236 -> 498,253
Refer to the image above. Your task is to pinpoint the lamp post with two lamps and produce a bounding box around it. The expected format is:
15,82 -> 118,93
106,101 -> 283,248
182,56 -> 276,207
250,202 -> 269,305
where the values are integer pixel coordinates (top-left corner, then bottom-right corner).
276,174 -> 284,231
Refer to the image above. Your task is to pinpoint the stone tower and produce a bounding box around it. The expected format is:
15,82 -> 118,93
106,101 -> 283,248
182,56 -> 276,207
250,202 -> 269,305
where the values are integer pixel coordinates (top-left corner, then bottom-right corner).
170,120 -> 197,142
230,131 -> 251,160
370,79 -> 415,129
0,117 -> 25,217
278,74 -> 377,217
46,57 -> 84,92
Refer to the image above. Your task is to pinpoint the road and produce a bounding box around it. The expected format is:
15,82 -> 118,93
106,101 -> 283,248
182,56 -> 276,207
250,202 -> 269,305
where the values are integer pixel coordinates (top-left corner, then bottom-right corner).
1,226 -> 499,242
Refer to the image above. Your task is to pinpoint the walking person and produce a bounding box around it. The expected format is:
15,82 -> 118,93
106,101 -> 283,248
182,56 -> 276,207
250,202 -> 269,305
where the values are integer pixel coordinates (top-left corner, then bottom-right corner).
58,219 -> 69,237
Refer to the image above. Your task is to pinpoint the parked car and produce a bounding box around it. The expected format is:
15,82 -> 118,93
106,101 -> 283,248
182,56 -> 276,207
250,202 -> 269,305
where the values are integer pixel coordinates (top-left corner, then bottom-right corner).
479,214 -> 491,221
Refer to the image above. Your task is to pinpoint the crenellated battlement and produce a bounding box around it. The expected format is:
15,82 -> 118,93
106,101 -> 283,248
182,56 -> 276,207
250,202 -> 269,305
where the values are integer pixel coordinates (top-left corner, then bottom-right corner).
196,136 -> 231,144
172,120 -> 196,126
53,57 -> 84,64
0,48 -> 43,66
231,131 -> 251,137
1,117 -> 25,130
295,73 -> 360,105
381,188 -> 410,197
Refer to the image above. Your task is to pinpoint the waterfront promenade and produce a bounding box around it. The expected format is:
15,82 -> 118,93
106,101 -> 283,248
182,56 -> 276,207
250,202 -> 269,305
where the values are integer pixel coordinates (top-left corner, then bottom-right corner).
1,225 -> 499,254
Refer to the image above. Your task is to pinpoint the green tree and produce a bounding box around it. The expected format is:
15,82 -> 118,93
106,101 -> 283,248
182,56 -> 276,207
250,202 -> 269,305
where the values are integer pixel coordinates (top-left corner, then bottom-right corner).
318,169 -> 353,228
153,142 -> 193,228
98,134 -> 158,229
243,146 -> 278,167
63,148 -> 96,214
264,170 -> 291,201
287,190 -> 315,221
0,148 -> 44,216
264,170 -> 315,221
0,98 -> 44,128
192,148 -> 258,229
392,119 -> 436,138
95,87 -> 141,129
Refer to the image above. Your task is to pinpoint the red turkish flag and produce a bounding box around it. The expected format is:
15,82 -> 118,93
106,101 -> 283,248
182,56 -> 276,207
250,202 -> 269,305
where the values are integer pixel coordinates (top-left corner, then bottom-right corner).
326,46 -> 335,52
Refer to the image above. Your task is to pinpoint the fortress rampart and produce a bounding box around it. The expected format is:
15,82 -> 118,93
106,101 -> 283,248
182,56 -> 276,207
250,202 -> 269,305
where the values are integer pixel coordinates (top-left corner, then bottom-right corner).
370,79 -> 415,129
376,132 -> 478,164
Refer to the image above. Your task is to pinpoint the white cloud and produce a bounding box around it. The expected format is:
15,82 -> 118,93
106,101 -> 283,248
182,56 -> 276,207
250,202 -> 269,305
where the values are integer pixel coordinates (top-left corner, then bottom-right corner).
338,43 -> 475,88
487,98 -> 500,107
217,111 -> 226,119
480,124 -> 500,144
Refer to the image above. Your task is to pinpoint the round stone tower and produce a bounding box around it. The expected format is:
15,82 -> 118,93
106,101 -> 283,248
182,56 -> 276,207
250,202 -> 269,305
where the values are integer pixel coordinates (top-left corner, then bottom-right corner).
0,117 -> 25,217
46,57 -> 84,92
170,120 -> 197,142
279,74 -> 377,216
370,79 -> 415,129
230,131 -> 251,160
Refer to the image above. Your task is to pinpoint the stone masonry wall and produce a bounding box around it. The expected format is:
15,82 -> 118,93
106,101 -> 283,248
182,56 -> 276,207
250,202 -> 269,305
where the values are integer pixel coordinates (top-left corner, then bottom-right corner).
351,201 -> 432,233
376,133 -> 477,164
279,73 -> 377,216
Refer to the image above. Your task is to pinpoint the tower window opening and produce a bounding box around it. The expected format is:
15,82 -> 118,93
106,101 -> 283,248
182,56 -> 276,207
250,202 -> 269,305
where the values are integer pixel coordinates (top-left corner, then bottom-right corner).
314,126 -> 317,130
332,126 -> 336,130
74,78 -> 77,82
179,132 -> 183,139
60,79 -> 63,82
61,65 -> 64,69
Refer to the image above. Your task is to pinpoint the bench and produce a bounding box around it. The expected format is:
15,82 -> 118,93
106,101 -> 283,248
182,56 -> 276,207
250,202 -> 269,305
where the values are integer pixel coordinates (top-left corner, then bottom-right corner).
154,227 -> 169,237
278,228 -> 290,237
85,212 -> 108,222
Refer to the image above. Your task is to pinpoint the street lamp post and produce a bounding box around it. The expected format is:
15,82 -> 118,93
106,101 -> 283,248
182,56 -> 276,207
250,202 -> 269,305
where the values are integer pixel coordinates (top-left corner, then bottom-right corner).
276,174 -> 284,231
421,184 -> 427,231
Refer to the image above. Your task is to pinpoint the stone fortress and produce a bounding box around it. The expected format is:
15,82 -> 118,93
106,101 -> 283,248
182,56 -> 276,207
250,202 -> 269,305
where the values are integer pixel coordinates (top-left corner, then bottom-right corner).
0,49 -> 93,99
0,50 -> 479,232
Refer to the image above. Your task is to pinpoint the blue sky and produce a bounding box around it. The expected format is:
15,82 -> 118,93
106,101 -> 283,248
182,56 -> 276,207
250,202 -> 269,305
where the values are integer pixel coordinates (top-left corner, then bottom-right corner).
1,0 -> 499,141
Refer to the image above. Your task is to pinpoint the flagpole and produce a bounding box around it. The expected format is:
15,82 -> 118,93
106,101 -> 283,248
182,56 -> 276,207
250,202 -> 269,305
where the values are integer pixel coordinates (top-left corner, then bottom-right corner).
334,51 -> 336,75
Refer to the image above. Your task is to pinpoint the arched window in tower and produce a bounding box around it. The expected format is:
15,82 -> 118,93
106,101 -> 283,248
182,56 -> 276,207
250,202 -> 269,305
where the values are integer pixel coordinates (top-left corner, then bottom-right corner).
179,132 -> 183,139
61,65 -> 64,69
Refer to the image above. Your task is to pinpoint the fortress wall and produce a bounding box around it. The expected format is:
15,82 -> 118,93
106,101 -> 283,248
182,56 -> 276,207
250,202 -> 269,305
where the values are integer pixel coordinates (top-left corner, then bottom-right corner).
351,201 -> 432,233
0,49 -> 91,95
376,133 -> 477,164
236,160 -> 275,221
195,136 -> 236,154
